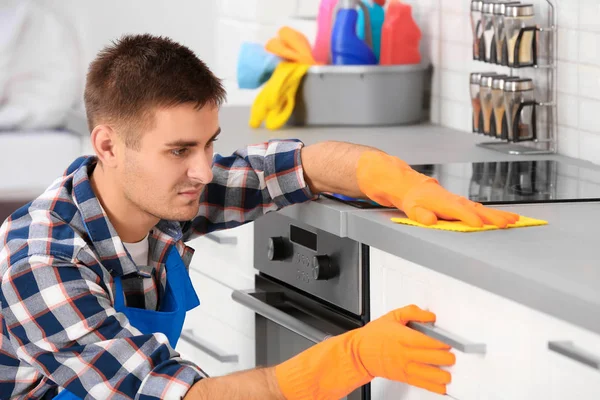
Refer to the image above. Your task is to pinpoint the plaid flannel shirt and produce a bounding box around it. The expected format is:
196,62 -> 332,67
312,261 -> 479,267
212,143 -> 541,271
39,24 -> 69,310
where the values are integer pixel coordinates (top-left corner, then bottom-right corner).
0,139 -> 316,399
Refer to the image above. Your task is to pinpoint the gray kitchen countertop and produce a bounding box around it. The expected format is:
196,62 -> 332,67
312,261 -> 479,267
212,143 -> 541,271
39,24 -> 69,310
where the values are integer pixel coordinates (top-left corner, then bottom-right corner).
218,107 -> 600,336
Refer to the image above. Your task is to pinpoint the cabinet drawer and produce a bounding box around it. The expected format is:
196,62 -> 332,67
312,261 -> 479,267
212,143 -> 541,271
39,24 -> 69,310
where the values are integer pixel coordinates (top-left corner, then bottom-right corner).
186,222 -> 255,288
176,335 -> 223,378
546,343 -> 600,400
541,312 -> 600,399
188,268 -> 255,339
371,377 -> 454,400
370,249 -> 457,399
177,309 -> 255,377
370,248 -> 600,400
376,258 -> 484,399
424,267 -> 536,400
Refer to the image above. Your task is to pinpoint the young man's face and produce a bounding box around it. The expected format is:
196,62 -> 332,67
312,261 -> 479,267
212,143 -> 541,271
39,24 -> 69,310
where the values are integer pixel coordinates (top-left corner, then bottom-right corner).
118,104 -> 220,222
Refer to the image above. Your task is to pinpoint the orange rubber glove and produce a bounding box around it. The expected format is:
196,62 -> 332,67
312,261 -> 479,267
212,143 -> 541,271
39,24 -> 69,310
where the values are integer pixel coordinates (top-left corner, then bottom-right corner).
356,151 -> 520,228
265,27 -> 317,64
274,305 -> 455,400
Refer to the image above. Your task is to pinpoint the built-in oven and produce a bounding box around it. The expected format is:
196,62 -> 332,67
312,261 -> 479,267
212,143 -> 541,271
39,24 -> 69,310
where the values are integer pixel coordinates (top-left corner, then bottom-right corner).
232,211 -> 371,399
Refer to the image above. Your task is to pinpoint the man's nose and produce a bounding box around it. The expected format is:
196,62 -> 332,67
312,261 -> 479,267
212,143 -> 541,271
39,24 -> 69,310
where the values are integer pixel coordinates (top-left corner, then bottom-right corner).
188,153 -> 213,184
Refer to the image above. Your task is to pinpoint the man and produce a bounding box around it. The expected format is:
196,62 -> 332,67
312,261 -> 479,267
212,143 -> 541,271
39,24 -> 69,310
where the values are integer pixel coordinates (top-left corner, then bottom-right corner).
0,34 -> 517,399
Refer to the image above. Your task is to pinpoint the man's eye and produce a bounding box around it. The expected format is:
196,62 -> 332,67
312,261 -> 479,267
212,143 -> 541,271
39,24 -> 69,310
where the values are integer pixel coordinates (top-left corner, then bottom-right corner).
206,138 -> 218,149
171,148 -> 188,157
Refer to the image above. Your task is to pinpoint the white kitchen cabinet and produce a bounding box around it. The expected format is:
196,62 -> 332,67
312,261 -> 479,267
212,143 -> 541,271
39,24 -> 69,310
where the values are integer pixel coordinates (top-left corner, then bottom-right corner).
542,312 -> 600,400
369,247 -> 600,400
186,222 -> 256,290
369,249 -> 464,400
177,309 -> 255,378
177,269 -> 256,377
188,268 -> 255,340
370,377 -> 453,400
177,222 -> 258,378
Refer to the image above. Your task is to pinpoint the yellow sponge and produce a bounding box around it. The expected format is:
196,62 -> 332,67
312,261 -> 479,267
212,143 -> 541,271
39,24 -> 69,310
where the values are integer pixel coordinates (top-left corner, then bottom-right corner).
390,215 -> 548,232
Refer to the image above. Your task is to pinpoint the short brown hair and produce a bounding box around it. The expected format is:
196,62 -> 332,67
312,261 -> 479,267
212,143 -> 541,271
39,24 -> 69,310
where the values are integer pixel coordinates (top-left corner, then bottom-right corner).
84,34 -> 226,149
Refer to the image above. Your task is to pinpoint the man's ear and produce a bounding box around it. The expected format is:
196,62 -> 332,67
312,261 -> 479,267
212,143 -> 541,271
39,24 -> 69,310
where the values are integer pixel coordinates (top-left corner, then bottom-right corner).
90,124 -> 119,168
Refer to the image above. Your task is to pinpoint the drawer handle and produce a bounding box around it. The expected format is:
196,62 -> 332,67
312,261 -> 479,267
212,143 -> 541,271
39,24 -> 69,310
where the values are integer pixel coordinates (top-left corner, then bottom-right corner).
204,233 -> 238,245
407,322 -> 487,354
232,289 -> 332,344
548,341 -> 600,370
179,329 -> 239,363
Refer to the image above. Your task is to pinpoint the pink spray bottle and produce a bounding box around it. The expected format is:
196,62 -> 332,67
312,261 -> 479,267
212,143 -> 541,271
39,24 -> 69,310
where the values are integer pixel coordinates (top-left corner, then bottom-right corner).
312,0 -> 339,64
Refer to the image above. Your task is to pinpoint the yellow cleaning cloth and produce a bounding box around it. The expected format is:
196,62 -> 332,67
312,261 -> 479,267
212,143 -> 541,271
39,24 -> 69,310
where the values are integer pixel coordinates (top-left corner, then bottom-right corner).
390,215 -> 548,232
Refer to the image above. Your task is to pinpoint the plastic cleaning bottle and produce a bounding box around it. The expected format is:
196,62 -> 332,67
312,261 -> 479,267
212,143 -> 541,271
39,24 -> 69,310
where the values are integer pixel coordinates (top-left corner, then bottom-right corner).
380,0 -> 422,65
331,0 -> 377,65
356,0 -> 372,40
357,0 -> 385,62
312,0 -> 339,64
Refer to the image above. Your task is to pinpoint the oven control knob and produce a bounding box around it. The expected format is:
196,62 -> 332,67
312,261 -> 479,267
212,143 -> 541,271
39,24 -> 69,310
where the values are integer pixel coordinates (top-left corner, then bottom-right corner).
312,255 -> 337,280
268,237 -> 290,261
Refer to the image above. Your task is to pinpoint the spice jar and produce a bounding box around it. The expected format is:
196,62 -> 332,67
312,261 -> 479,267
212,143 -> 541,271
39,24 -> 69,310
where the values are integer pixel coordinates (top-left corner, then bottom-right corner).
493,1 -> 521,65
482,2 -> 496,63
504,4 -> 536,67
504,78 -> 536,141
470,1 -> 484,60
470,72 -> 497,133
492,75 -> 520,139
480,74 -> 508,136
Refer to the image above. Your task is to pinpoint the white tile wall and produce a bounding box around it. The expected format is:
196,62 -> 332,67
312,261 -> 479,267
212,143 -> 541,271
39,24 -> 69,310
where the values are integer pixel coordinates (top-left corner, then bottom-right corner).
557,61 -> 579,95
579,98 -> 600,133
557,93 -> 579,128
579,31 -> 600,65
219,0 -> 600,164
218,0 -> 297,24
556,0 -> 579,29
424,0 -> 600,164
578,64 -> 600,100
557,28 -> 579,62
579,0 -> 600,32
580,129 -> 600,164
557,126 -> 580,159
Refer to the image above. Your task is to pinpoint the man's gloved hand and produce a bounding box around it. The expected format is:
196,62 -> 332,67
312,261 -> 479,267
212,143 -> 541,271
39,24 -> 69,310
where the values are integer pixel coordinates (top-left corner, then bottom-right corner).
356,150 -> 520,228
274,305 -> 455,400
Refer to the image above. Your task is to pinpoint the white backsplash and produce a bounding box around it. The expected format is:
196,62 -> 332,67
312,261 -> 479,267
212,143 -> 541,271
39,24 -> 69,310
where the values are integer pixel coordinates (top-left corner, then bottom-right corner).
218,0 -> 600,164
414,0 -> 600,164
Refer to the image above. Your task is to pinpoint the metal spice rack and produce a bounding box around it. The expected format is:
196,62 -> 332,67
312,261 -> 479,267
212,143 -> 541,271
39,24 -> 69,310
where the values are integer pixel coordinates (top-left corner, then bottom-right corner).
472,0 -> 557,155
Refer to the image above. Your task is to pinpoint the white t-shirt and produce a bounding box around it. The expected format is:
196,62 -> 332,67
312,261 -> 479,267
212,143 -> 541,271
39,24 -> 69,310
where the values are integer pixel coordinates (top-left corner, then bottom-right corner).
123,234 -> 150,266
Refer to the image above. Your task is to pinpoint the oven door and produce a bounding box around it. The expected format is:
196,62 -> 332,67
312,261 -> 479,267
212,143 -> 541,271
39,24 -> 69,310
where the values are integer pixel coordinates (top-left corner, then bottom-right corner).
232,274 -> 370,400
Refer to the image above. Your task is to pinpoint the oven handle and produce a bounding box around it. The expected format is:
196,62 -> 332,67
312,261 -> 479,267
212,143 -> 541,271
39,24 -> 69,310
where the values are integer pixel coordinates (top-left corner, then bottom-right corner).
232,289 -> 333,343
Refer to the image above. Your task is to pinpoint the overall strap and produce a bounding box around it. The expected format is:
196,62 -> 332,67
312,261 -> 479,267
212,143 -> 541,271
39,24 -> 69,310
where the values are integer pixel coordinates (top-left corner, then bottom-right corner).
112,276 -> 126,309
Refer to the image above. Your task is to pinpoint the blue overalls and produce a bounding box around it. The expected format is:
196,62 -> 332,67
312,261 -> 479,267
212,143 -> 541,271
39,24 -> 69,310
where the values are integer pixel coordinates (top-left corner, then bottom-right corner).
55,246 -> 200,399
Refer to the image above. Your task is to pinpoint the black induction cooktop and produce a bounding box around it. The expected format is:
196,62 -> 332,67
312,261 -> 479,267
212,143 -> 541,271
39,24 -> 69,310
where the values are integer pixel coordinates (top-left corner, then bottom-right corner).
324,160 -> 600,208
